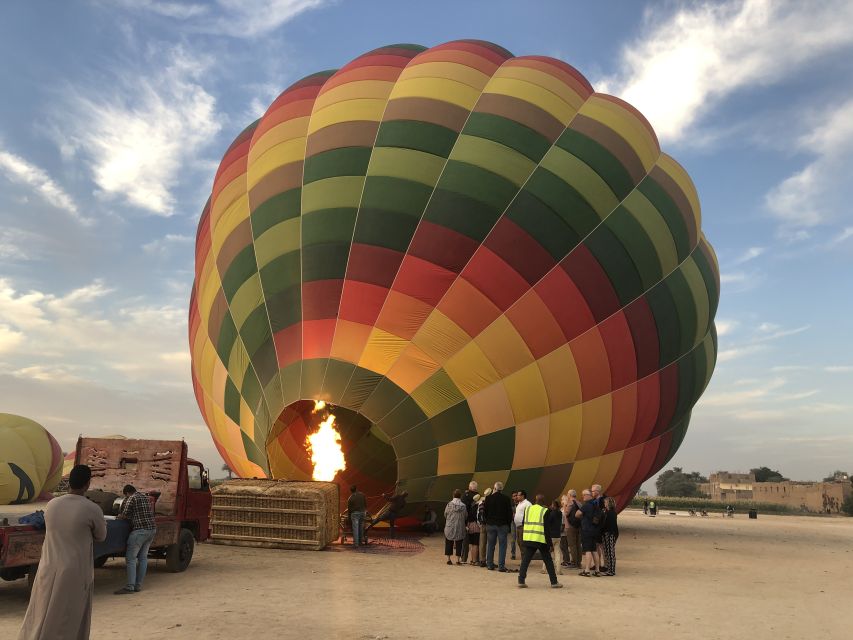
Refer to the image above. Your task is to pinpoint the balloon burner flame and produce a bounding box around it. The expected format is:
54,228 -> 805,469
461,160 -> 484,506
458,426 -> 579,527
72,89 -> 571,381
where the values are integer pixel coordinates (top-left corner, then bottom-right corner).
306,401 -> 346,482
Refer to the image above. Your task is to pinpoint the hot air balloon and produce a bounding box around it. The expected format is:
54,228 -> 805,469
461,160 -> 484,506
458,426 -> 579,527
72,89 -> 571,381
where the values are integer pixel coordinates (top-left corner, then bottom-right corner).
0,414 -> 63,505
190,40 -> 719,513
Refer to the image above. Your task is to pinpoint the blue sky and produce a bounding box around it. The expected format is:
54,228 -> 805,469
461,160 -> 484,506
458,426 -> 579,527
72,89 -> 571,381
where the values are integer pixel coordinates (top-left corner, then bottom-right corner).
0,0 -> 851,485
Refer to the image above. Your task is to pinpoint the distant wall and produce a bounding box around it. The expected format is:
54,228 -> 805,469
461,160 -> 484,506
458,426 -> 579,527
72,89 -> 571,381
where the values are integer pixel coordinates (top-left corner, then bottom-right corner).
753,481 -> 851,514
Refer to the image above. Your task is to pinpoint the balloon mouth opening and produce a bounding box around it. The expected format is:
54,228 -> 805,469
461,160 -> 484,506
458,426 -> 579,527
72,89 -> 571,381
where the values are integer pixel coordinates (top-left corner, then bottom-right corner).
267,400 -> 398,507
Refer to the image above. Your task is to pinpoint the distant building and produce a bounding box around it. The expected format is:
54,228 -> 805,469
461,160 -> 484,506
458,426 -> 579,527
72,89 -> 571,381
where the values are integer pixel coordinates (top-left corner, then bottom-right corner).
700,470 -> 852,513
700,472 -> 755,502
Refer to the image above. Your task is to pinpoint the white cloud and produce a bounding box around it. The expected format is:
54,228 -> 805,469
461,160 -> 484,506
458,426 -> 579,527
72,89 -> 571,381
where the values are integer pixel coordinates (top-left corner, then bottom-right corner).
830,227 -> 853,245
733,247 -> 765,264
825,365 -> 853,373
766,99 -> 853,234
123,0 -> 331,37
143,233 -> 194,254
599,0 -> 853,142
755,324 -> 809,342
714,318 -> 738,337
720,272 -> 748,284
0,323 -> 24,353
0,277 -> 190,388
0,148 -> 89,224
700,376 -> 786,407
770,365 -> 810,373
0,228 -> 38,261
714,320 -> 809,363
122,0 -> 209,19
60,45 -> 222,216
13,365 -> 88,384
716,343 -> 767,363
211,0 -> 330,37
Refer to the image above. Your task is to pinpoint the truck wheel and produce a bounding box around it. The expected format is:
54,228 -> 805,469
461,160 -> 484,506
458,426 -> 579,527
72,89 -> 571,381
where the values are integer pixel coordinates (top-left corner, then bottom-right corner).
94,555 -> 109,568
165,528 -> 194,572
27,564 -> 37,592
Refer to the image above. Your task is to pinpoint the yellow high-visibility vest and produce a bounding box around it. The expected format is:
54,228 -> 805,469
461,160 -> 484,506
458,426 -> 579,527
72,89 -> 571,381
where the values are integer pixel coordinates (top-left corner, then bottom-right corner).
522,504 -> 547,544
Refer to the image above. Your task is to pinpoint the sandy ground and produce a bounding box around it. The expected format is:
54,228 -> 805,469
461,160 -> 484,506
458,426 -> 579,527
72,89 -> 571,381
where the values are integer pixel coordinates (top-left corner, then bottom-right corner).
2,509 -> 851,639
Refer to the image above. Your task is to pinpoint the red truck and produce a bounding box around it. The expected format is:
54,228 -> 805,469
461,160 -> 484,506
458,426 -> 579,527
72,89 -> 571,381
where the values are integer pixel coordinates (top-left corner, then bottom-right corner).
0,437 -> 212,589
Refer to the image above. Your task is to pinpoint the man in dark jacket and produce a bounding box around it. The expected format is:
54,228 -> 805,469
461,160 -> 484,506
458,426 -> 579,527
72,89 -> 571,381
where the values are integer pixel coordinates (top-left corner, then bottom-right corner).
347,485 -> 367,547
483,481 -> 513,571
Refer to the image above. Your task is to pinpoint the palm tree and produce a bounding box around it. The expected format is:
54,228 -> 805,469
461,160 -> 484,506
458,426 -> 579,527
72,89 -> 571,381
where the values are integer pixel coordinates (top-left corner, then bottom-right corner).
221,463 -> 233,480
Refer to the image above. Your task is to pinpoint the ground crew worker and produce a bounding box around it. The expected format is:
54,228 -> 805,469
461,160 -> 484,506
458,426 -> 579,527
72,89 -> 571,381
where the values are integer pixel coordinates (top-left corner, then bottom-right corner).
517,494 -> 563,588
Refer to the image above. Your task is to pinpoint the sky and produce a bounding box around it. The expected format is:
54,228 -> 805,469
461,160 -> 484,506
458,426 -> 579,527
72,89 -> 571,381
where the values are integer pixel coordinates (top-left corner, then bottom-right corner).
0,0 -> 851,487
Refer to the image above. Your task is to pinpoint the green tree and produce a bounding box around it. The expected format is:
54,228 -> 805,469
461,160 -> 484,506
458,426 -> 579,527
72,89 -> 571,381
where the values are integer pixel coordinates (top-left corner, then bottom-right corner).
221,463 -> 233,480
751,466 -> 787,482
822,470 -> 849,482
656,467 -> 708,497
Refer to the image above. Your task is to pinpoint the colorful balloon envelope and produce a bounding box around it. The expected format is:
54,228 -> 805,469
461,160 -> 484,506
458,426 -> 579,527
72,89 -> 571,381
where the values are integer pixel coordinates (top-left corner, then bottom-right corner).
0,414 -> 63,505
190,40 -> 719,510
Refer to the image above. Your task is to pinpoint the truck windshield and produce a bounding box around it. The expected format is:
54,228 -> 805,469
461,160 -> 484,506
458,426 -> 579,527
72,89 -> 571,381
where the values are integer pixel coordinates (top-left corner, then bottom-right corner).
187,464 -> 203,490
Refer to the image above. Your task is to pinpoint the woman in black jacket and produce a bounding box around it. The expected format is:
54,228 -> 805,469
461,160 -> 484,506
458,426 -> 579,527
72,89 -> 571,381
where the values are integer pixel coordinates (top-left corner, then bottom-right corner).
540,500 -> 565,575
602,497 -> 619,576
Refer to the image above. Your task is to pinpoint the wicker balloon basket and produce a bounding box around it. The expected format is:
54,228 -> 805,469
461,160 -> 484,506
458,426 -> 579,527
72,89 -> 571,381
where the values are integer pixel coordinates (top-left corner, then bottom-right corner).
210,479 -> 339,551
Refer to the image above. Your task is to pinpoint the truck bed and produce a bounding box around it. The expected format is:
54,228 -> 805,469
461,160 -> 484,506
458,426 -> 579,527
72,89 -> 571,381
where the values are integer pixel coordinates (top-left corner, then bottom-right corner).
0,502 -> 51,526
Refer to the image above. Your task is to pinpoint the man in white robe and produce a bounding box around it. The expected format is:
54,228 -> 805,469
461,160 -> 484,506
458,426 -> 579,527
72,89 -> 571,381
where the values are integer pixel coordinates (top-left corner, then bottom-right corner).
18,464 -> 107,640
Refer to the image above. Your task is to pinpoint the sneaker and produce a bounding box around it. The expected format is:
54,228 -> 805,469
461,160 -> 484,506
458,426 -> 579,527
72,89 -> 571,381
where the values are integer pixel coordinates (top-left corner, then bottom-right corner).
560,562 -> 570,567
487,566 -> 495,571
114,587 -> 135,595
498,567 -> 508,573
600,566 -> 610,573
134,585 -> 142,592
550,583 -> 563,589
517,582 -> 528,588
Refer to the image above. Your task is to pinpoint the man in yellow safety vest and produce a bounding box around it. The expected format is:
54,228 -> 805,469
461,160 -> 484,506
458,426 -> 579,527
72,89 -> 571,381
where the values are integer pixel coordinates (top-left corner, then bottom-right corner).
518,494 -> 563,588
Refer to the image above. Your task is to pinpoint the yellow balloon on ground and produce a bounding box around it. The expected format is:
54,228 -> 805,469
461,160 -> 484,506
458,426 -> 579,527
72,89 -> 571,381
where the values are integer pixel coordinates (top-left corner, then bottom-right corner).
0,413 -> 63,505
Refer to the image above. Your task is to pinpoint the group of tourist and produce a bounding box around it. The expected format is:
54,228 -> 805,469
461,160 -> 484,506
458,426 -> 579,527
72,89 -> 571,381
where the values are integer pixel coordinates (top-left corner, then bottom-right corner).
439,481 -> 619,587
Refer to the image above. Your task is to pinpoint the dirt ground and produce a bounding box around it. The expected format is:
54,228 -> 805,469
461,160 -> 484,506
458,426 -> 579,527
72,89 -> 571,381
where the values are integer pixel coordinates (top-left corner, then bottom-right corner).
2,509 -> 851,639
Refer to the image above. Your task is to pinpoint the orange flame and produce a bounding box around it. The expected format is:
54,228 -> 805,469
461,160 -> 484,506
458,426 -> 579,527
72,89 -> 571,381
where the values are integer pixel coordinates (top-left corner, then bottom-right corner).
306,401 -> 346,481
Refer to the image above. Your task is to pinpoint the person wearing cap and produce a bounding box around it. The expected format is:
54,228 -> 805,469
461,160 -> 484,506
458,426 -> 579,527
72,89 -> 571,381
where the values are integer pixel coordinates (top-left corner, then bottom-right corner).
517,494 -> 562,588
19,464 -> 107,640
